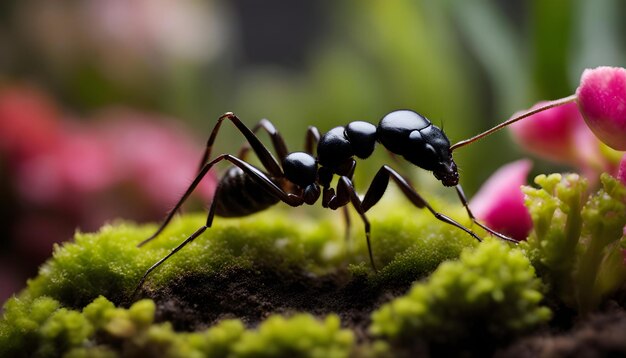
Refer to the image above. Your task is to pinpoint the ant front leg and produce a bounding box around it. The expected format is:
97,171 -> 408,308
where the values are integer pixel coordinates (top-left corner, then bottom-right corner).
133,154 -> 305,297
361,165 -> 483,242
454,185 -> 519,243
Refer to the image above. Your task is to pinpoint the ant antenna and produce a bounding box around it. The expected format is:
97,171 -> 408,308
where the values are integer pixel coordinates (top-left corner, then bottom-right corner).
450,94 -> 578,152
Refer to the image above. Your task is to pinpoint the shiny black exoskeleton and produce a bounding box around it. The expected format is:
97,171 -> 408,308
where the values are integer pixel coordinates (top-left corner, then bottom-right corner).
317,110 -> 458,187
133,110 -> 517,296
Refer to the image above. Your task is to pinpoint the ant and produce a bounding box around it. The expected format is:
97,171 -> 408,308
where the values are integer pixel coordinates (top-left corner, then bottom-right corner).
133,97 -> 574,295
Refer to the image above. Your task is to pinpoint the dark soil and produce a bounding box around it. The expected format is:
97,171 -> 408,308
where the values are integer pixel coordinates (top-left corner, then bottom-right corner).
139,266 -> 626,357
142,265 -> 409,341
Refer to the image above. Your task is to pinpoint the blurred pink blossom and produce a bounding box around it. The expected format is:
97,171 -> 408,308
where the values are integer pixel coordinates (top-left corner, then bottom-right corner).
84,0 -> 226,62
509,102 -> 589,165
15,124 -> 115,206
0,86 -> 216,290
94,108 -> 216,208
576,66 -> 626,150
18,0 -> 228,84
0,86 -> 61,163
508,99 -> 617,182
469,159 -> 533,241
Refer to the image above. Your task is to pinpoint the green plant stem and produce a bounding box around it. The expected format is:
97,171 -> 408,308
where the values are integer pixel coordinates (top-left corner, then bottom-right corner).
576,236 -> 604,315
554,186 -> 583,298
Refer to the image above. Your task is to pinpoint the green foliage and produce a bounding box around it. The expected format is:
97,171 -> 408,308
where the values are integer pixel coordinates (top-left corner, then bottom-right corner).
370,240 -> 551,344
522,173 -> 626,314
233,314 -> 353,358
0,296 -> 354,358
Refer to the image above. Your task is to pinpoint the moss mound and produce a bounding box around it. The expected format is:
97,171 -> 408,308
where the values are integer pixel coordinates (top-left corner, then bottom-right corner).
1,195 -> 556,357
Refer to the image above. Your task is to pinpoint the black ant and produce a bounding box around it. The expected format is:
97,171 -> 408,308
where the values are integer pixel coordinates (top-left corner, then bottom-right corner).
133,98 -> 573,295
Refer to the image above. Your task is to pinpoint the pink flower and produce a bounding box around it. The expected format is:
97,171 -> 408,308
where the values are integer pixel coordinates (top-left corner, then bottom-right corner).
509,102 -> 592,165
94,108 -> 216,208
576,66 -> 626,150
0,86 -> 61,164
470,159 -> 533,241
15,124 -> 116,206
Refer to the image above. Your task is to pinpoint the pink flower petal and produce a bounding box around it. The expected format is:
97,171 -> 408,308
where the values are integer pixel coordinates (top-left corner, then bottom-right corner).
576,66 -> 626,150
509,102 -> 586,164
470,159 -> 533,241
0,86 -> 61,163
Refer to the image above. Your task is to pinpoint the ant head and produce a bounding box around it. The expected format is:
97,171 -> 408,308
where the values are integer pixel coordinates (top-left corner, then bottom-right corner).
404,125 -> 459,187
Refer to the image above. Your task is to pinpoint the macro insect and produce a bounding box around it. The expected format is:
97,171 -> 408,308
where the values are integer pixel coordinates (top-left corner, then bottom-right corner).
133,100 -> 569,294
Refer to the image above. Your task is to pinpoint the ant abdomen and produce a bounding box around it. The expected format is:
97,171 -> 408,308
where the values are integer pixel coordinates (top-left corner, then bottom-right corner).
213,167 -> 280,217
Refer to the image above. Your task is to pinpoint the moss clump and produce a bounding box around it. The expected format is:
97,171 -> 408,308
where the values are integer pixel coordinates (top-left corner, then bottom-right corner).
522,173 -> 626,314
370,240 -> 551,346
24,212 -> 344,308
0,297 -> 62,357
364,200 -> 478,287
0,296 -> 354,358
20,195 -> 476,310
233,314 -> 353,358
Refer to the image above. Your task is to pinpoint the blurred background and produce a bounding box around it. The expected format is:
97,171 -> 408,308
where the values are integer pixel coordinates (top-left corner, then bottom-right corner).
0,0 -> 625,303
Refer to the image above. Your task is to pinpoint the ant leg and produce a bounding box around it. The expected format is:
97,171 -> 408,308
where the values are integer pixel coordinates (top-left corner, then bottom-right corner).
158,114 -> 288,242
138,153 -> 303,248
138,157 -> 216,247
455,185 -> 518,243
342,206 -> 351,243
336,177 -> 376,271
237,119 -> 289,162
197,113 -> 283,177
305,126 -> 320,155
134,154 -> 305,295
361,165 -> 483,242
133,224 -> 208,297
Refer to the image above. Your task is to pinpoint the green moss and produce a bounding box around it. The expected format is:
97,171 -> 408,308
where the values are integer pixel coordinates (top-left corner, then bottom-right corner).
521,173 -> 626,314
0,297 -> 60,357
0,296 -> 354,358
1,191 -> 538,356
370,240 -> 551,344
24,212 -> 348,307
233,314 -> 353,358
18,192 -> 476,310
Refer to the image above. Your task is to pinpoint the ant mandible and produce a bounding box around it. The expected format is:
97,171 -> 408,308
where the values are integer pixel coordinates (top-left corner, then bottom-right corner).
133,98 -> 573,295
